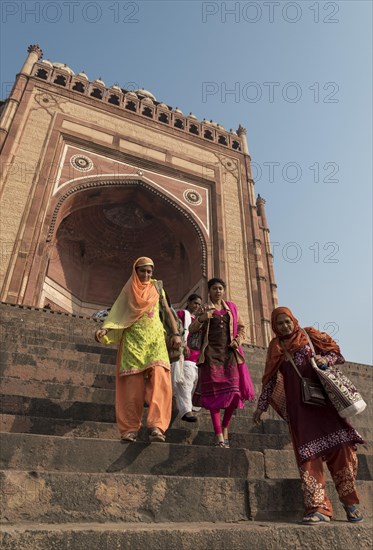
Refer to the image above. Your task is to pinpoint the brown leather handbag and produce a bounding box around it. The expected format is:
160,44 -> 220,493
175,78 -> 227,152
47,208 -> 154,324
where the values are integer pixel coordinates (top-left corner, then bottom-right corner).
280,341 -> 326,407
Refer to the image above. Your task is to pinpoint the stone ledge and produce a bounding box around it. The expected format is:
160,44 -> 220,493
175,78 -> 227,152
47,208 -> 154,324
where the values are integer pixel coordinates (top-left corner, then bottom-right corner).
0,519 -> 372,550
0,301 -> 94,320
0,433 -> 264,479
0,470 -> 249,524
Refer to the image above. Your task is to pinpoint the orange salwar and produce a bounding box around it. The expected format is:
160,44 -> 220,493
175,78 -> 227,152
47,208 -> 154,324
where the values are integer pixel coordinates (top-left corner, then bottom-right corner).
116,365 -> 172,435
299,445 -> 359,517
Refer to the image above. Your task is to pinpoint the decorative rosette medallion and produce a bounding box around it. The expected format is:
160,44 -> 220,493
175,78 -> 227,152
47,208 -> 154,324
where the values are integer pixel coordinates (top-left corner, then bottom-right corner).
70,155 -> 93,172
183,189 -> 202,205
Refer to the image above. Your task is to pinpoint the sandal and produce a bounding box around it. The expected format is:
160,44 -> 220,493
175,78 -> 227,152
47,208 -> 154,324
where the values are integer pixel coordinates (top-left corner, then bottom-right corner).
214,441 -> 228,448
181,413 -> 198,422
343,504 -> 364,523
121,432 -> 138,442
224,439 -> 230,448
149,428 -> 166,443
302,512 -> 331,524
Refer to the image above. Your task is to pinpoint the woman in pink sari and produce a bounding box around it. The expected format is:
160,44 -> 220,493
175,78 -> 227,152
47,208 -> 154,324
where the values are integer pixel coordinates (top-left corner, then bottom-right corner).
189,278 -> 255,447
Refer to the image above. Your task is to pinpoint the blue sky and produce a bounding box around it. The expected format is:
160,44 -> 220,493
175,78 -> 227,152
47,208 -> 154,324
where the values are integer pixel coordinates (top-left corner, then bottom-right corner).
1,1 -> 372,363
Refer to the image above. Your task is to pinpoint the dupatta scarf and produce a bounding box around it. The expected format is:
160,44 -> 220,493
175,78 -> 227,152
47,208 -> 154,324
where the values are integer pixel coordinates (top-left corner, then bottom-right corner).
102,256 -> 159,331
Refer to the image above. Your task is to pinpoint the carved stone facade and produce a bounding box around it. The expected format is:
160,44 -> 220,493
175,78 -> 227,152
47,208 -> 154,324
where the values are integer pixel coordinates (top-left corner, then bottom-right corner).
0,45 -> 278,346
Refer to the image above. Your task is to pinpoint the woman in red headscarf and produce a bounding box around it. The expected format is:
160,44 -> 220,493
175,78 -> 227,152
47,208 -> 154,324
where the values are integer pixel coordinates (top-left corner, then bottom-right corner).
253,307 -> 364,524
95,257 -> 182,443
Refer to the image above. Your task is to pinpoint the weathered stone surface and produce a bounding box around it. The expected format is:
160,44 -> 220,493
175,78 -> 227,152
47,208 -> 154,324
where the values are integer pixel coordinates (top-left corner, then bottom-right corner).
1,398 -> 371,442
1,521 -> 372,550
0,304 -> 371,549
0,433 -> 264,479
0,414 -> 295,449
0,471 -> 249,523
1,470 -> 372,524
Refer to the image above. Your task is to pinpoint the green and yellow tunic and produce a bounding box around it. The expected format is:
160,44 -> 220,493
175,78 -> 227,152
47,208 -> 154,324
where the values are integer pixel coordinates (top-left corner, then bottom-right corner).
102,285 -> 170,376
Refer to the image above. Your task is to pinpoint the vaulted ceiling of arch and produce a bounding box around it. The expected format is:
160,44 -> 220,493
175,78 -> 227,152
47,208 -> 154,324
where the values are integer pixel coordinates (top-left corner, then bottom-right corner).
55,186 -> 194,265
49,185 -> 204,303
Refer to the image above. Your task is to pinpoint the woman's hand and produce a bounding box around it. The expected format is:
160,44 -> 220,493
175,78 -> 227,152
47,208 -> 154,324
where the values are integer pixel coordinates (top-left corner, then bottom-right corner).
314,354 -> 329,368
197,306 -> 214,323
253,408 -> 264,426
95,328 -> 108,343
229,338 -> 239,350
170,334 -> 182,348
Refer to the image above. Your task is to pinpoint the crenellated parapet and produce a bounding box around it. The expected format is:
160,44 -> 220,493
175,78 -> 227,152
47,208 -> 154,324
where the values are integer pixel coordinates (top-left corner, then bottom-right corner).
29,60 -> 242,152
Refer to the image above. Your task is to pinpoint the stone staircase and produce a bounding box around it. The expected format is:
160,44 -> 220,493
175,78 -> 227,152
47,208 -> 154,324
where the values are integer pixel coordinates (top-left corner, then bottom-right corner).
0,302 -> 372,549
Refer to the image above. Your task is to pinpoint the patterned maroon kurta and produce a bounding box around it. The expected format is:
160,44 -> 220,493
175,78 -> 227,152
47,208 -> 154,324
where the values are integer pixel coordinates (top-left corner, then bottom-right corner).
257,345 -> 364,464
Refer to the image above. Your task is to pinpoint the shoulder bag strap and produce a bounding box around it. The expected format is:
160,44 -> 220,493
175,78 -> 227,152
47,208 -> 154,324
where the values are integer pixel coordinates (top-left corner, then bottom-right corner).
301,328 -> 316,355
279,340 -> 304,380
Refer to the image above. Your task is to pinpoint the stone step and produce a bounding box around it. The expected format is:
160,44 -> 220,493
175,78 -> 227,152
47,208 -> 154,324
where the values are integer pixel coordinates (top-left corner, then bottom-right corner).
2,307 -> 366,362
0,394 -> 373,450
1,347 -> 370,412
1,470 -> 371,523
0,346 -> 267,390
0,357 -> 265,396
1,303 -> 371,546
1,346 -> 370,405
0,377 -> 115,404
0,349 -> 116,373
0,432 -> 264,479
4,331 -> 369,381
1,343 -> 117,363
1,360 -> 371,428
1,326 -> 97,347
1,432 -> 371,481
1,415 -> 372,465
0,390 -> 257,427
0,470 -> 249,524
1,379 -> 371,446
1,394 -> 371,442
1,338 -> 264,364
0,352 -> 117,391
2,325 -> 368,374
1,521 -> 372,550
0,353 -> 267,395
1,346 -> 266,385
0,393 -> 115,423
0,303 -> 370,365
0,413 -> 292,448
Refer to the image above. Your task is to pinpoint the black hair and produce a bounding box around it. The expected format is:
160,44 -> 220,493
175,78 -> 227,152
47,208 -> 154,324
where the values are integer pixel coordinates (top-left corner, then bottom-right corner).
207,277 -> 226,290
187,293 -> 202,303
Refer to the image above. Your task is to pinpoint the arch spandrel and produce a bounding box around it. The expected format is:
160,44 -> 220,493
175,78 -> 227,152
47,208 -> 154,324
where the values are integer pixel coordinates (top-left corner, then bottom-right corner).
53,146 -> 211,238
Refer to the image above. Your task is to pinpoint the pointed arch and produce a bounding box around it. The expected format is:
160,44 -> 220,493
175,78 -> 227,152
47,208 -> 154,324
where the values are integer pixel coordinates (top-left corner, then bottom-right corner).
40,178 -> 207,313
